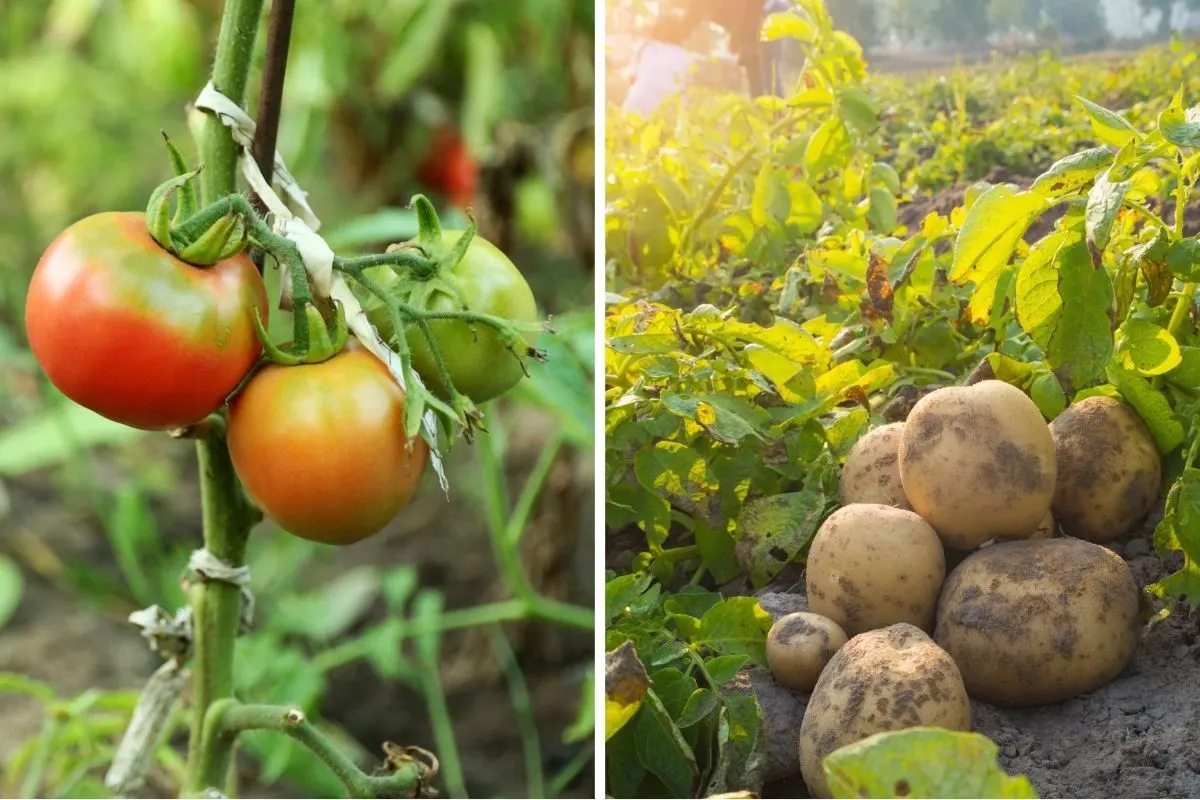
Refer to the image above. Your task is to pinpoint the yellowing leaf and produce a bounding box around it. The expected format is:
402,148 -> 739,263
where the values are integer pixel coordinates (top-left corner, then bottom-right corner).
605,641 -> 649,741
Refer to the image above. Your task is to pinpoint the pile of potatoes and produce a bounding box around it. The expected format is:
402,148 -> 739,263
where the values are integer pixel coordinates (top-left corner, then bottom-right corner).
765,380 -> 1157,797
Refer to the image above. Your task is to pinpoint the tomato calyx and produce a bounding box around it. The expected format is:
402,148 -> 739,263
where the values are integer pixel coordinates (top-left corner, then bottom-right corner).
253,301 -> 349,366
145,135 -> 249,266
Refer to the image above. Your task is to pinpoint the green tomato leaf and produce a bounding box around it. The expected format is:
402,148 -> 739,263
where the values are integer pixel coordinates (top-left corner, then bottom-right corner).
633,689 -> 698,797
1031,147 -> 1113,196
1016,230 -> 1114,390
0,555 -> 23,632
1116,318 -> 1182,376
734,489 -> 828,588
696,597 -> 773,663
1108,365 -> 1186,454
1158,88 -> 1200,148
1166,238 -> 1200,281
824,728 -> 1038,799
950,185 -> 1046,320
1075,95 -> 1140,149
1085,169 -> 1131,252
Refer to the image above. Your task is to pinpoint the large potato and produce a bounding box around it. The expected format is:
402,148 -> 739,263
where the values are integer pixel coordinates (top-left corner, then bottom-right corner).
935,538 -> 1141,706
840,423 -> 912,510
798,624 -> 971,798
898,379 -> 1056,550
806,504 -> 945,636
1050,395 -> 1161,543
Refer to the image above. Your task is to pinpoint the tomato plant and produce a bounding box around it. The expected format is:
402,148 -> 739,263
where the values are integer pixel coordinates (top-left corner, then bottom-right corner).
363,228 -> 540,403
227,341 -> 428,545
24,211 -> 266,431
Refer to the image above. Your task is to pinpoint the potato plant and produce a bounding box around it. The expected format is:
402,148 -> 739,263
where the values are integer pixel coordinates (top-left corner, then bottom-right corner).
6,1 -> 594,798
604,1 -> 1199,796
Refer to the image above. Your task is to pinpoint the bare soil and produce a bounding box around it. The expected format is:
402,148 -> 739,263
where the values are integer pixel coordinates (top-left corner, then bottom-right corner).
0,407 -> 594,799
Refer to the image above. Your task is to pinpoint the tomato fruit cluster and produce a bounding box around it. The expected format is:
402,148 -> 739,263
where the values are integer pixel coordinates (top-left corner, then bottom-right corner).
24,212 -> 267,430
227,341 -> 428,546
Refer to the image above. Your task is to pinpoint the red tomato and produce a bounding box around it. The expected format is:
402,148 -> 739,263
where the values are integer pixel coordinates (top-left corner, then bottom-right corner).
24,212 -> 267,430
418,126 -> 478,209
226,341 -> 428,545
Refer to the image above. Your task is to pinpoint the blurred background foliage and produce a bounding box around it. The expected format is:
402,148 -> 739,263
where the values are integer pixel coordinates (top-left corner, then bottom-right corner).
0,1 -> 595,798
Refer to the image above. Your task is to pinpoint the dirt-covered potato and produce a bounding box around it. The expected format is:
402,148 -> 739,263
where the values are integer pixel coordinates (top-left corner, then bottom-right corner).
1050,395 -> 1161,544
839,423 -> 911,510
806,504 -> 945,636
997,509 -> 1056,542
898,379 -> 1056,550
766,612 -> 848,692
935,538 -> 1141,707
798,624 -> 971,798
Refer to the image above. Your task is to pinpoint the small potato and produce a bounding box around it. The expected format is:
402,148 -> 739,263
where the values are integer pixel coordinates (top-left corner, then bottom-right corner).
839,423 -> 912,510
1050,395 -> 1161,543
806,504 -> 945,636
798,624 -> 971,798
935,538 -> 1141,707
766,612 -> 848,692
899,380 -> 1056,550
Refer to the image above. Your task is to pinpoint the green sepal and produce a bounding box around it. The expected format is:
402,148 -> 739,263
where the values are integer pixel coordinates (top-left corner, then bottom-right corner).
146,169 -> 202,252
411,193 -> 443,251
161,131 -> 197,224
176,211 -> 249,265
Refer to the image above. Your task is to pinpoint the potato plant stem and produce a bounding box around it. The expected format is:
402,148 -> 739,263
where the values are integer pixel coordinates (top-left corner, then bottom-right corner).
182,0 -> 264,795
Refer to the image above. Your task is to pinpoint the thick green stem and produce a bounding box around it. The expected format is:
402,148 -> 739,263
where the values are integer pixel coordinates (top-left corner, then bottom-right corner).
183,440 -> 255,796
198,0 -> 265,204
183,0 -> 264,795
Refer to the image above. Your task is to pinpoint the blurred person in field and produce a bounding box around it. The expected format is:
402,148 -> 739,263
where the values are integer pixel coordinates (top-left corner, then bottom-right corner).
622,0 -> 792,117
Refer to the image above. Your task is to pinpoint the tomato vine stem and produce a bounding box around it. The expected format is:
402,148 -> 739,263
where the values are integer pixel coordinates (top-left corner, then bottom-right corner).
182,0 -> 264,795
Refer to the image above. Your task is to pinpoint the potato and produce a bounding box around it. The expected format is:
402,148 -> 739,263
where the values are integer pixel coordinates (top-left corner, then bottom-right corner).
898,379 -> 1056,550
766,612 -> 848,692
840,423 -> 912,510
1050,395 -> 1161,544
806,504 -> 945,636
997,509 -> 1055,542
935,537 -> 1141,707
798,624 -> 971,798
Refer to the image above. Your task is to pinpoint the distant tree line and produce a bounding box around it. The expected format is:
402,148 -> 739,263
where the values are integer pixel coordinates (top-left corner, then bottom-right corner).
827,0 -> 1200,49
